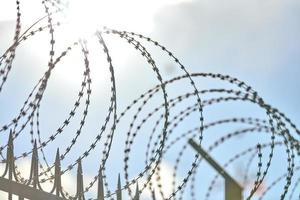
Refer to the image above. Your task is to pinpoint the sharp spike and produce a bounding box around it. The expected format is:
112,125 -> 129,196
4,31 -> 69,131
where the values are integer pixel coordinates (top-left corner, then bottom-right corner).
151,189 -> 156,200
54,148 -> 61,174
76,158 -> 85,200
97,167 -> 104,200
6,130 -> 15,181
133,183 -> 140,200
52,148 -> 62,196
33,139 -> 37,147
77,159 -> 83,174
32,140 -> 38,156
116,174 -> 122,200
55,148 -> 60,163
118,174 -> 121,190
8,130 -> 13,149
29,140 -> 39,188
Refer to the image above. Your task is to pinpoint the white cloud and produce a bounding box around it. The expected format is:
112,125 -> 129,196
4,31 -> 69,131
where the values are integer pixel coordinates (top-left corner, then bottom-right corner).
139,161 -> 180,200
152,0 -> 300,72
0,159 -> 79,199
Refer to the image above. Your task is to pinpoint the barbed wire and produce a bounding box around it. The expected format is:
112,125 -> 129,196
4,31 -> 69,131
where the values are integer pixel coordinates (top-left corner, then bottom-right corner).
0,0 -> 299,199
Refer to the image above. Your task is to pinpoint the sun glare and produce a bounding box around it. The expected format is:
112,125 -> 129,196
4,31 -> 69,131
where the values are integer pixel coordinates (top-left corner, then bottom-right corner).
62,0 -> 188,38
63,0 -> 107,38
1,0 -> 188,84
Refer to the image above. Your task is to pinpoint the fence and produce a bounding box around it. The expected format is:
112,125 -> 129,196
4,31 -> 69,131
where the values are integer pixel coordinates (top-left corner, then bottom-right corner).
0,131 -> 141,200
0,132 -> 247,200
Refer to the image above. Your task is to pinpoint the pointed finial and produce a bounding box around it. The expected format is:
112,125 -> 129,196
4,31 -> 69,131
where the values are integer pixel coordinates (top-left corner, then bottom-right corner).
77,158 -> 83,174
6,130 -> 15,181
151,189 -> 156,200
76,158 -> 85,200
8,130 -> 13,148
31,140 -> 38,166
29,140 -> 39,188
118,174 -> 121,189
32,140 -> 38,155
55,148 -> 60,167
133,183 -> 140,200
51,148 -> 62,196
116,174 -> 122,200
97,167 -> 104,200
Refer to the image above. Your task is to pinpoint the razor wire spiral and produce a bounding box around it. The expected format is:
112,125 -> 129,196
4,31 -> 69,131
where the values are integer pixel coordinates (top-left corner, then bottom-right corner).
0,0 -> 300,199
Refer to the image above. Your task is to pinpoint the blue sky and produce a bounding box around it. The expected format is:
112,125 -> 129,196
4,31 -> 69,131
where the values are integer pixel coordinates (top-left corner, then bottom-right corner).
0,0 -> 300,199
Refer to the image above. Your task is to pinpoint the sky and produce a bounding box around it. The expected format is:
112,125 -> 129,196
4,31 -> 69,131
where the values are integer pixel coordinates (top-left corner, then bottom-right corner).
0,0 -> 300,199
